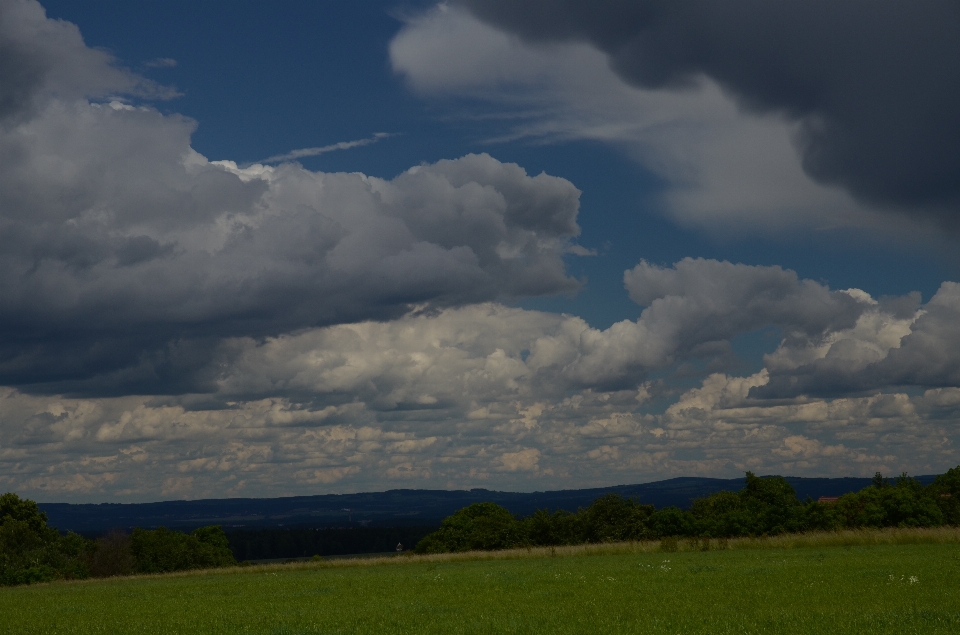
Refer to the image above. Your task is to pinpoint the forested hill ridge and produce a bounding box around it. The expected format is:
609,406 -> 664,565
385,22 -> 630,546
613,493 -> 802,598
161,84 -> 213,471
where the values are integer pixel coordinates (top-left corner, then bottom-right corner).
39,474 -> 937,534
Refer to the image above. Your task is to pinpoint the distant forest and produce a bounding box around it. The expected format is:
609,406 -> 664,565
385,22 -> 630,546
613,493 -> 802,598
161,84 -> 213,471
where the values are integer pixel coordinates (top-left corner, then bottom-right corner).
226,526 -> 438,561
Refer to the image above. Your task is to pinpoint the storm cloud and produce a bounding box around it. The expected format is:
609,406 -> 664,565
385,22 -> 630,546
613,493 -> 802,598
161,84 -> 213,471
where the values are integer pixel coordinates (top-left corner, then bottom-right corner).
458,0 -> 960,219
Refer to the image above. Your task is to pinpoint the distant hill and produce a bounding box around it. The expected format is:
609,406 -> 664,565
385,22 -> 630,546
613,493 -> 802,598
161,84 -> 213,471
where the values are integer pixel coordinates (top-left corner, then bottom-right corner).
38,474 -> 937,534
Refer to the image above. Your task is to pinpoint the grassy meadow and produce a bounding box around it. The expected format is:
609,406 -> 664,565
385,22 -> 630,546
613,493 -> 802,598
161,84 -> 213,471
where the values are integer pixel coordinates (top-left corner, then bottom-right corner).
2,529 -> 960,634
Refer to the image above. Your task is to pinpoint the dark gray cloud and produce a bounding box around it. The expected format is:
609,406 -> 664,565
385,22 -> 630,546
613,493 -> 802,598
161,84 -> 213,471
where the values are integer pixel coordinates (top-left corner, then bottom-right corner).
458,0 -> 960,217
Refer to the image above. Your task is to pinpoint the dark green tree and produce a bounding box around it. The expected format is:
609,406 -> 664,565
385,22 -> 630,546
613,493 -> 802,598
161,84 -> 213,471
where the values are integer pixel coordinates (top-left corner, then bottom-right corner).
647,506 -> 692,538
131,525 -> 236,573
520,508 -> 578,546
740,473 -> 805,535
931,465 -> 960,525
834,474 -> 943,528
0,492 -> 90,586
414,503 -> 524,553
576,493 -> 655,543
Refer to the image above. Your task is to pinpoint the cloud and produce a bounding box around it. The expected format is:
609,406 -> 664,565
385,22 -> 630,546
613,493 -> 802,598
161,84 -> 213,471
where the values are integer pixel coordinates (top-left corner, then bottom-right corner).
0,0 -> 173,123
4,303 -> 960,501
391,3 -> 883,234
143,58 -> 177,69
0,142 -> 583,394
753,282 -> 960,398
527,258 -> 869,389
257,132 -> 394,164
456,0 -> 960,222
4,1 -> 960,501
0,2 -> 589,396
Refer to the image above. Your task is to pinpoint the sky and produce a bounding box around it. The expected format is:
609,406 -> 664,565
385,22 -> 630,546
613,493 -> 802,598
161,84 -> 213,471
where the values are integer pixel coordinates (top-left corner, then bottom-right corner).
2,0 -> 960,503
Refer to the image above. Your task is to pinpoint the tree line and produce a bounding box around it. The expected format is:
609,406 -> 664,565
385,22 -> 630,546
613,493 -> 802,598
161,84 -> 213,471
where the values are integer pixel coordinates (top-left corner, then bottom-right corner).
414,467 -> 960,553
4,466 -> 959,583
0,492 -> 236,586
227,526 -> 437,561
0,491 -> 438,586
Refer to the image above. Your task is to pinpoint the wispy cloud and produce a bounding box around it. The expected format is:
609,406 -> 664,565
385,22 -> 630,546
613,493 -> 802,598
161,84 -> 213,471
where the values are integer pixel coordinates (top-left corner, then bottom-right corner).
258,132 -> 395,164
143,57 -> 177,68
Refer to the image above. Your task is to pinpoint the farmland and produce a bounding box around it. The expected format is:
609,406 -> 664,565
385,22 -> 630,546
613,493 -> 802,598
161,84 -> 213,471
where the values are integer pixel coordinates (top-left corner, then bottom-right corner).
2,530 -> 959,634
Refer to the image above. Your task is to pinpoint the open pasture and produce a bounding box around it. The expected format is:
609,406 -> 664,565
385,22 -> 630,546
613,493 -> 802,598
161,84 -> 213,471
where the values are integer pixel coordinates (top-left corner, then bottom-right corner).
2,536 -> 959,634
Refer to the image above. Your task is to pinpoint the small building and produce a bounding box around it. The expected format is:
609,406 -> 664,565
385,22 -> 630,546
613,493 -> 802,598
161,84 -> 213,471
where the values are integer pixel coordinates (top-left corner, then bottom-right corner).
817,496 -> 839,504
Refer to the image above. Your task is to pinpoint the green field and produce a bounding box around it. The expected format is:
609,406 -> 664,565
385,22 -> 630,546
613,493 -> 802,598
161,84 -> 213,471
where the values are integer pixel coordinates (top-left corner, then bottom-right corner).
2,537 -> 959,634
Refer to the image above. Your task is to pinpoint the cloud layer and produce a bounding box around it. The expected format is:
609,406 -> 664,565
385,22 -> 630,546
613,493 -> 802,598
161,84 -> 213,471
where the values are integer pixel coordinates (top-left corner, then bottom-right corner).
2,1 -> 960,502
4,279 -> 960,501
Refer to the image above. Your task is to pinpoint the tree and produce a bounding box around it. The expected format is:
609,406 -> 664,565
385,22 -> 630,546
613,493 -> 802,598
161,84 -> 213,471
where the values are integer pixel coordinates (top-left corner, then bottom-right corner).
521,508 -> 578,546
740,473 -> 805,535
932,465 -> 960,525
576,493 -> 655,543
0,492 -> 90,586
131,525 -> 236,573
415,503 -> 523,553
647,506 -> 692,538
834,474 -> 943,529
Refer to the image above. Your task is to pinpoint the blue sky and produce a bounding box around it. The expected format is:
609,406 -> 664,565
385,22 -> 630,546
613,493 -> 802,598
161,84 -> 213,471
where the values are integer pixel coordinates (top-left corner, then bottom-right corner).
3,0 -> 960,501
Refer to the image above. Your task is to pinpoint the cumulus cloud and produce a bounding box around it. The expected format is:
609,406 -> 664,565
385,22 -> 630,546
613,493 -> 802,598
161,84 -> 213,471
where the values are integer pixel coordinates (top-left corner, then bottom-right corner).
168,259 -> 949,412
527,258 -> 870,389
457,0 -> 960,221
2,255 -> 960,501
4,304 -> 959,501
0,2 -> 587,395
754,282 -> 960,398
390,3 -> 881,233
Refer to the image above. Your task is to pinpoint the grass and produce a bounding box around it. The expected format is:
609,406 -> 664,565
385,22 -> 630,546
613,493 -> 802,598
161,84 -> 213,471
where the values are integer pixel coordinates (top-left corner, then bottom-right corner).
2,528 -> 960,634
